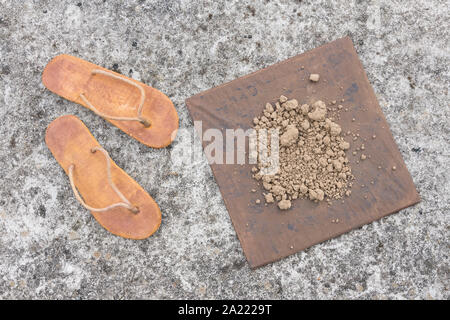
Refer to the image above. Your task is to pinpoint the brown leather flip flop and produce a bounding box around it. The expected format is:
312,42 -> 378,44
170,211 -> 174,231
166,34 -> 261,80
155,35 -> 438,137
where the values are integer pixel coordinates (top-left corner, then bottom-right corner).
42,54 -> 178,148
45,115 -> 162,239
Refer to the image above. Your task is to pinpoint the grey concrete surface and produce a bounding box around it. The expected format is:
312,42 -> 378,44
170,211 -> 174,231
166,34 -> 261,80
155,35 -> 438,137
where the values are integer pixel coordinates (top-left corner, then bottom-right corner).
0,0 -> 448,299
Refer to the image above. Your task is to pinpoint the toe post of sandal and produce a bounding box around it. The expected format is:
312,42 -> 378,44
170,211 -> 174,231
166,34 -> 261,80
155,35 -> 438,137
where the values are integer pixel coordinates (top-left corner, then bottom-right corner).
139,118 -> 151,128
130,206 -> 140,214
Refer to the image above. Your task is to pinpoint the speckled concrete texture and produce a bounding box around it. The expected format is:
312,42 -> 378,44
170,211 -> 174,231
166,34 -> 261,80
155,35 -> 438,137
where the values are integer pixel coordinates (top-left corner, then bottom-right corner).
0,0 -> 448,299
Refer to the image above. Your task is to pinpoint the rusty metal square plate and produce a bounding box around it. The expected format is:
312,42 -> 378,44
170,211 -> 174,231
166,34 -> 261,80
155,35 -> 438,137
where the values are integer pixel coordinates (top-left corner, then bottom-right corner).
186,37 -> 420,268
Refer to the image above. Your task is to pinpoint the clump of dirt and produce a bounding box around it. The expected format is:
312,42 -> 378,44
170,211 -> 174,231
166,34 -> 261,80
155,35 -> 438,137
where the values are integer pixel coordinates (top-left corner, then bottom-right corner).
309,74 -> 320,82
251,95 -> 354,209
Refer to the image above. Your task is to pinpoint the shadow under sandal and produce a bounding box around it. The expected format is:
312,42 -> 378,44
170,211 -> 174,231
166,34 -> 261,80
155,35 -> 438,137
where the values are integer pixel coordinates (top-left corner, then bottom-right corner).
42,54 -> 179,148
46,115 -> 162,239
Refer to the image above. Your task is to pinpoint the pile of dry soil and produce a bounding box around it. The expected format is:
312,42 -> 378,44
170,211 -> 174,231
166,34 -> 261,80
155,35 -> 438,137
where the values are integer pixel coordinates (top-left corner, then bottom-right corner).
251,95 -> 354,210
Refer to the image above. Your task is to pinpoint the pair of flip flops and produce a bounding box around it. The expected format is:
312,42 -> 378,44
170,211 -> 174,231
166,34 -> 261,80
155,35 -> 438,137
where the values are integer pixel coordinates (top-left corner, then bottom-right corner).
43,55 -> 179,239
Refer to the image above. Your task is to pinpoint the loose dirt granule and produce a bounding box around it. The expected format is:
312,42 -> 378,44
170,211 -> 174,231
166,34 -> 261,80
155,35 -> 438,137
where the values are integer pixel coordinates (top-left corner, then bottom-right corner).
252,95 -> 354,210
309,74 -> 320,82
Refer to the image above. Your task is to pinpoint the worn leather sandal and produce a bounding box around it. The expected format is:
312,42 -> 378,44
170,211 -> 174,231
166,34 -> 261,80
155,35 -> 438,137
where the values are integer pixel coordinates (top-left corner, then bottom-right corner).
42,54 -> 178,148
45,115 -> 162,239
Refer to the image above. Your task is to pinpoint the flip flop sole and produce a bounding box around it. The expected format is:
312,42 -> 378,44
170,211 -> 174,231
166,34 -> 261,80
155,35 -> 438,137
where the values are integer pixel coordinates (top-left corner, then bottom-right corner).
45,115 -> 162,239
42,54 -> 178,148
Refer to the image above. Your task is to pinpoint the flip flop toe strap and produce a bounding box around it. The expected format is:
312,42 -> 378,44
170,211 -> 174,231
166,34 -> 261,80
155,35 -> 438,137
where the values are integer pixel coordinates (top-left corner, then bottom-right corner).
79,69 -> 151,127
68,146 -> 139,214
